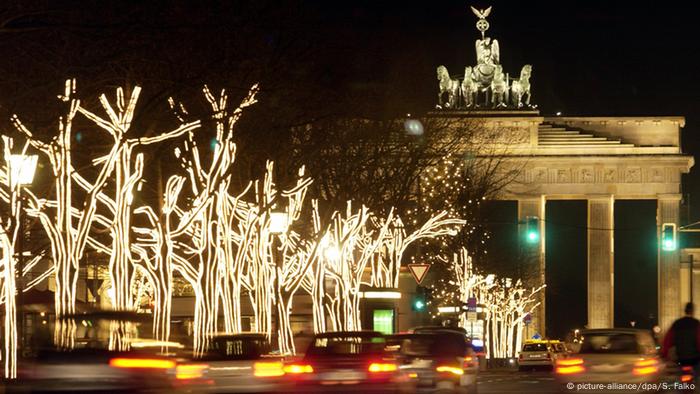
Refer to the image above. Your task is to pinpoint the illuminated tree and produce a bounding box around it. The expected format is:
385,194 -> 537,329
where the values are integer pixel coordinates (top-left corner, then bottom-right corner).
0,137 -> 34,378
12,80 -> 199,347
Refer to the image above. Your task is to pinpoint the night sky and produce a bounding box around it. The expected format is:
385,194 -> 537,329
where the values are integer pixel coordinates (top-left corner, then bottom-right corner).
2,0 -> 699,338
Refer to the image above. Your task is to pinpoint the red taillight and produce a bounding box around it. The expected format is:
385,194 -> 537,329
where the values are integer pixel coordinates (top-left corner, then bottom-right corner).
555,358 -> 584,374
176,364 -> 208,380
463,356 -> 478,369
109,358 -> 176,370
632,358 -> 659,376
253,361 -> 285,377
368,362 -> 398,373
283,364 -> 314,374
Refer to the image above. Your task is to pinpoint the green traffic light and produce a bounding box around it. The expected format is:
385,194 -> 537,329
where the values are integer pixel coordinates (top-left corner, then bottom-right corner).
662,238 -> 676,251
414,300 -> 425,310
527,231 -> 538,243
661,223 -> 677,251
525,217 -> 539,244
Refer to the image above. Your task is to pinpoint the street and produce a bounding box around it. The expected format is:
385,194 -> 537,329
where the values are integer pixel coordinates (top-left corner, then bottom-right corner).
478,370 -> 561,393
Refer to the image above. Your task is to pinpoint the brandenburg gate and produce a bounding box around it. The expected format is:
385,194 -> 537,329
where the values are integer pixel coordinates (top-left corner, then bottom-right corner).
434,6 -> 695,335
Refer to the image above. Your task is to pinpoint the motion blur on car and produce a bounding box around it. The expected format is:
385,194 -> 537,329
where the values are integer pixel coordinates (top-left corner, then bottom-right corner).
198,333 -> 287,393
518,339 -> 568,371
283,330 -> 408,393
12,311 -> 210,393
388,331 -> 478,393
553,328 -> 665,392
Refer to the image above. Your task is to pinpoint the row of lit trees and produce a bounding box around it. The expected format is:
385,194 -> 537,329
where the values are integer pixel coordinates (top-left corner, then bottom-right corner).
431,247 -> 544,359
0,80 -> 466,376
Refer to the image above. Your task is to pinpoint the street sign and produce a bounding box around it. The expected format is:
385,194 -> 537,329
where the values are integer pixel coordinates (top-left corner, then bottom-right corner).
523,313 -> 532,325
467,311 -> 478,322
408,263 -> 430,284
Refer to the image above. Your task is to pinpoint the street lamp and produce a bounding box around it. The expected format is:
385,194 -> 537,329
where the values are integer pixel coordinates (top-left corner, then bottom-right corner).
8,155 -> 38,188
269,211 -> 289,235
8,154 -> 38,355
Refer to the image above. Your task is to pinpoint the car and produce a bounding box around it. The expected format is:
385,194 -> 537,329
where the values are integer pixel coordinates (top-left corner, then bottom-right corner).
410,326 -> 483,366
13,311 -> 209,393
198,333 -> 287,393
553,328 -> 666,392
517,340 -> 563,370
551,341 -> 570,359
389,332 -> 478,394
283,330 -> 408,393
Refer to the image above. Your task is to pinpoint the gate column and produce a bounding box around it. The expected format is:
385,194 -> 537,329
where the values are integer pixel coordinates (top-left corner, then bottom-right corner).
588,195 -> 614,328
518,196 -> 546,337
658,194 -> 682,331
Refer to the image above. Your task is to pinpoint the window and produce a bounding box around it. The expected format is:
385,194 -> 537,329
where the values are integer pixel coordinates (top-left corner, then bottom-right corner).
373,309 -> 394,335
579,333 -> 638,354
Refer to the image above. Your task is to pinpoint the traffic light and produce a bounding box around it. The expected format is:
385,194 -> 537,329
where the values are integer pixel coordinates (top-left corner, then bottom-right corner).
525,216 -> 539,244
412,287 -> 427,311
661,223 -> 677,251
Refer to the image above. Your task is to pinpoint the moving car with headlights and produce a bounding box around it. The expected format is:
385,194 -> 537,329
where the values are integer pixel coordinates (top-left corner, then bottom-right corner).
389,332 -> 478,393
13,311 -> 209,393
284,330 -> 406,393
199,333 -> 287,393
553,328 -> 665,392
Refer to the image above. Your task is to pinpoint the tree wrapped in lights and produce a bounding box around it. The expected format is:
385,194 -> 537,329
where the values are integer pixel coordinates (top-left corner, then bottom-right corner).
0,137 -> 35,378
434,247 -> 544,359
302,203 -> 463,334
12,80 -> 200,347
371,211 -> 465,288
161,84 -> 258,355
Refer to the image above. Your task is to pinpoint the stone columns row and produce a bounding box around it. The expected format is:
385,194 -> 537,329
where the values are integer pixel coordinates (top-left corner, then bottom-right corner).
516,194 -> 681,334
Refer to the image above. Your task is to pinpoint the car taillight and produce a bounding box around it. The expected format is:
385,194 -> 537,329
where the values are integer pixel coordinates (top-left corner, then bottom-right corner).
253,361 -> 285,377
176,364 -> 208,380
368,362 -> 398,373
681,366 -> 694,383
283,364 -> 314,374
555,358 -> 584,374
436,365 -> 464,376
632,358 -> 659,376
109,358 -> 176,370
462,356 -> 476,369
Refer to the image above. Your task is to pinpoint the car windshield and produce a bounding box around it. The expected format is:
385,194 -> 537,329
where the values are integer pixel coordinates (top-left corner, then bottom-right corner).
307,335 -> 386,357
400,334 -> 466,357
522,343 -> 548,352
579,333 -> 638,354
